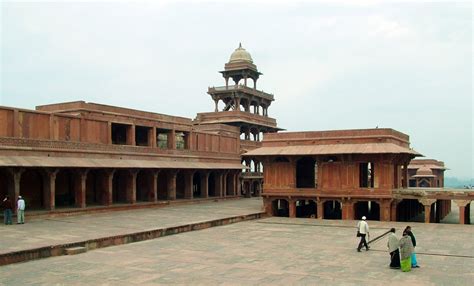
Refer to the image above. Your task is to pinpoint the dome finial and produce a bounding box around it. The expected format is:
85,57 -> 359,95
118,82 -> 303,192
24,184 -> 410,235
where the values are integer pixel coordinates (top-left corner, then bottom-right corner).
239,42 -> 242,48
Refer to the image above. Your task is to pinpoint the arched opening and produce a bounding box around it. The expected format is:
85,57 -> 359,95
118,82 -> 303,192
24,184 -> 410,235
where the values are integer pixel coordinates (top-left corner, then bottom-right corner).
323,200 -> 342,219
176,172 -> 185,199
208,172 -> 217,197
419,179 -> 430,187
272,199 -> 289,217
55,169 -> 75,208
296,200 -> 317,218
396,199 -> 424,222
296,157 -> 316,188
354,201 -> 380,221
193,172 -> 201,197
0,169 -> 9,201
136,170 -> 150,202
157,171 -> 168,200
86,169 -> 102,206
20,169 -> 43,210
112,170 -> 128,204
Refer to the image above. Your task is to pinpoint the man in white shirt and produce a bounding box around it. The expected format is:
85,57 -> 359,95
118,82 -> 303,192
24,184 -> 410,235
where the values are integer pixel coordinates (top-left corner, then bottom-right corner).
17,196 -> 25,224
356,216 -> 370,252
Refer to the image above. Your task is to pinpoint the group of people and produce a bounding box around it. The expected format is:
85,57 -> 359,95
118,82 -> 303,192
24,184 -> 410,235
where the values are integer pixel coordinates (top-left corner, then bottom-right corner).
1,195 -> 26,225
387,226 -> 419,272
356,216 -> 420,272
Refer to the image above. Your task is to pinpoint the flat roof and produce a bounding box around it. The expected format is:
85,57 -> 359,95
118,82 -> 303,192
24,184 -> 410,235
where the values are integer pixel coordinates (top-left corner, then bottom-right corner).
243,143 -> 421,156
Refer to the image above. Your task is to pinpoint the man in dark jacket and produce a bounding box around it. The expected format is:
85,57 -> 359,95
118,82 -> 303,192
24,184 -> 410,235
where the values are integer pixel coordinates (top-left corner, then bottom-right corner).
2,196 -> 13,225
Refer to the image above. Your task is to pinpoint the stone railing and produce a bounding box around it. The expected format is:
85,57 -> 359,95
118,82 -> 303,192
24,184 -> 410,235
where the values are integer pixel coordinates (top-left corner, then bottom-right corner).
0,137 -> 238,159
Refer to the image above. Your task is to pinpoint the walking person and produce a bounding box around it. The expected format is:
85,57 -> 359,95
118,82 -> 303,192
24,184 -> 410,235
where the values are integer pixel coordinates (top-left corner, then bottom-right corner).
356,216 -> 370,252
399,230 -> 414,272
17,196 -> 25,224
404,226 -> 419,268
2,196 -> 13,225
387,228 -> 400,269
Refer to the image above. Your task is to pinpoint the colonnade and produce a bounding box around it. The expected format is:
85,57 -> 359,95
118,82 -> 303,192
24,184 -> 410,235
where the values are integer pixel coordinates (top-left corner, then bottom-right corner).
0,168 -> 240,212
263,197 -> 472,224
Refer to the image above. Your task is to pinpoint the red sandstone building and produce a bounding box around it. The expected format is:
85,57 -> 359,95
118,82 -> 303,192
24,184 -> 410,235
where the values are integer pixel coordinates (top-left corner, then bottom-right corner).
408,159 -> 446,188
0,44 -> 471,223
244,129 -> 472,224
0,44 -> 278,213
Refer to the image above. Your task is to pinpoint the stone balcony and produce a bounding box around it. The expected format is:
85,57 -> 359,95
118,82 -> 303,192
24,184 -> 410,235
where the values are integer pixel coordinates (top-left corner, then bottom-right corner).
208,85 -> 274,101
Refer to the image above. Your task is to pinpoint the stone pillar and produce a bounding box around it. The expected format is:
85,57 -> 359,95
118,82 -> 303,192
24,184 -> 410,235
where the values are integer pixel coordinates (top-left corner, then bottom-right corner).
41,169 -> 58,211
7,168 -> 23,212
200,172 -> 209,198
214,99 -> 218,112
150,170 -> 159,202
184,171 -> 194,200
74,169 -> 88,208
317,200 -> 324,219
167,171 -> 178,200
233,172 -> 239,196
342,199 -> 354,220
126,170 -> 138,204
128,125 -> 136,146
102,169 -> 115,206
222,172 -> 228,197
168,130 -> 176,150
380,200 -> 391,221
150,128 -> 157,147
402,162 -> 409,188
390,199 -> 401,221
419,198 -> 436,223
288,199 -> 296,218
264,198 -> 272,216
454,200 -> 471,225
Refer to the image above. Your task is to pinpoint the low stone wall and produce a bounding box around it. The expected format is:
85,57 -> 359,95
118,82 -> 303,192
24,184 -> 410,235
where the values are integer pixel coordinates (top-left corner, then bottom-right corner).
0,212 -> 265,266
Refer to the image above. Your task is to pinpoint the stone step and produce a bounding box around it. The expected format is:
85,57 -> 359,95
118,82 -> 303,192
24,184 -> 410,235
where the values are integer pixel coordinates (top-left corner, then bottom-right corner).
64,246 -> 87,255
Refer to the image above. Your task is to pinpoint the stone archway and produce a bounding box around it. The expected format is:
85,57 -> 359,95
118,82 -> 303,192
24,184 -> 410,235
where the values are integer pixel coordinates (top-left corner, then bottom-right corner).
296,199 -> 317,218
354,201 -> 380,221
20,169 -> 44,210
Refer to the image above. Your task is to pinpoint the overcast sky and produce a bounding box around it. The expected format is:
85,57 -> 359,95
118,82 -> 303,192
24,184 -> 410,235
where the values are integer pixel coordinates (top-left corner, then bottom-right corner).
1,0 -> 472,178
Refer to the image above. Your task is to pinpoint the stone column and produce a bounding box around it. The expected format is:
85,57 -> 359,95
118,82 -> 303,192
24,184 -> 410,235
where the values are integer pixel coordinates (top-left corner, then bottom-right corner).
150,128 -> 157,147
184,171 -> 194,200
41,169 -> 58,211
200,172 -> 209,198
128,125 -> 136,146
454,200 -> 471,225
342,199 -> 354,220
288,199 -> 296,218
7,168 -> 23,212
380,200 -> 391,221
264,198 -> 272,216
317,199 -> 324,219
418,198 -> 436,223
150,170 -> 159,202
214,99 -> 219,112
102,169 -> 115,206
167,170 -> 178,200
390,199 -> 401,221
168,130 -> 176,150
402,162 -> 409,188
74,169 -> 88,208
233,172 -> 239,196
222,172 -> 228,197
126,170 -> 138,204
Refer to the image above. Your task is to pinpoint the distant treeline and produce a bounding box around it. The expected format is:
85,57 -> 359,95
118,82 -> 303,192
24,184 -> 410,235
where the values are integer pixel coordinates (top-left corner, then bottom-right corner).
444,177 -> 474,189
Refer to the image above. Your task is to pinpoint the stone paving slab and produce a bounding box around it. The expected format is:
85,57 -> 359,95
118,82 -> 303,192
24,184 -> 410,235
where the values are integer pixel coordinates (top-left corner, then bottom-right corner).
0,216 -> 472,285
0,198 -> 263,255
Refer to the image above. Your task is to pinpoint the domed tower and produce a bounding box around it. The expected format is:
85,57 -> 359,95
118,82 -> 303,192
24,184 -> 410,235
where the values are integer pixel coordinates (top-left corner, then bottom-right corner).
194,43 -> 282,197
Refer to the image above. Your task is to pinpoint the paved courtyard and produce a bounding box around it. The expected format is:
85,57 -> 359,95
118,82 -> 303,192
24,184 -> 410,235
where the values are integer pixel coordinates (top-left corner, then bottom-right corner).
0,198 -> 263,255
1,213 -> 473,285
